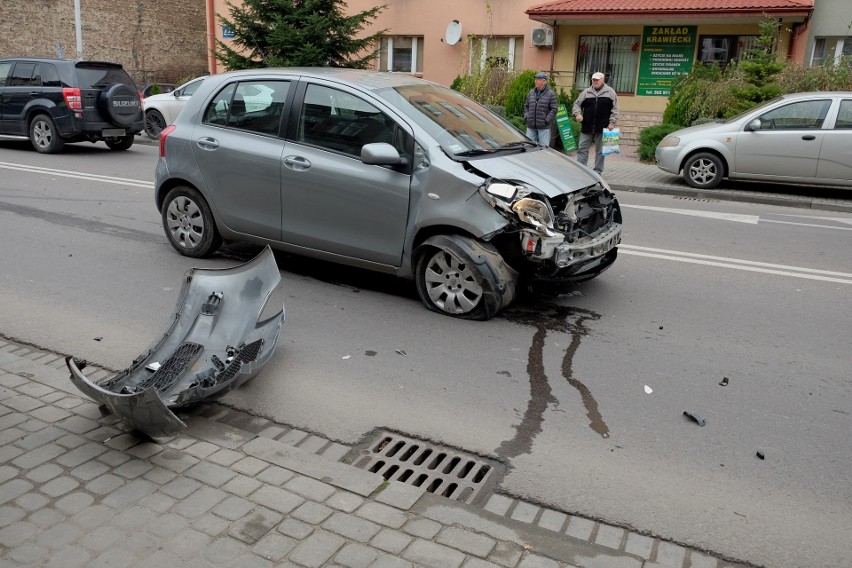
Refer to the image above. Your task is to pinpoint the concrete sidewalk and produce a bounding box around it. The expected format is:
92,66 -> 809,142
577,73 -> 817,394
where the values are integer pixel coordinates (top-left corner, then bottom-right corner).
1,338 -> 747,568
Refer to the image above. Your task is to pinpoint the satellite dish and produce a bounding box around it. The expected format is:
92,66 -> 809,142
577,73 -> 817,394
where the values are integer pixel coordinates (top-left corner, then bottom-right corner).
445,20 -> 462,46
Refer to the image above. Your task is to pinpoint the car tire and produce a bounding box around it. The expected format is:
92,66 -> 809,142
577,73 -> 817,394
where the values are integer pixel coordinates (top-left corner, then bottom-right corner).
415,235 -> 517,320
144,110 -> 166,139
162,186 -> 222,258
105,134 -> 135,151
100,83 -> 141,127
29,114 -> 65,154
683,152 -> 724,189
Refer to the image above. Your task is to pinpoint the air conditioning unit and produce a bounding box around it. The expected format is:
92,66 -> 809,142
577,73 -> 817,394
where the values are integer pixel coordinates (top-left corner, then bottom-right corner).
531,27 -> 553,47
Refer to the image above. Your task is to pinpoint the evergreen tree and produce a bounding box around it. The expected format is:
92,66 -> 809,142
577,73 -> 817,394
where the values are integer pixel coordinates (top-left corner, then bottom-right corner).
215,0 -> 386,70
729,19 -> 786,113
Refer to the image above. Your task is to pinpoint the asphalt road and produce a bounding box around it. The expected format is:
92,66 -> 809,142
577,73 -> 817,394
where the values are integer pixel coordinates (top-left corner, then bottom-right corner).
1,137 -> 850,568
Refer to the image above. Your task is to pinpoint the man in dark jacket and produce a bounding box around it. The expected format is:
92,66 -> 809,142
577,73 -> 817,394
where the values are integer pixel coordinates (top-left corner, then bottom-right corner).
572,71 -> 619,173
524,72 -> 558,147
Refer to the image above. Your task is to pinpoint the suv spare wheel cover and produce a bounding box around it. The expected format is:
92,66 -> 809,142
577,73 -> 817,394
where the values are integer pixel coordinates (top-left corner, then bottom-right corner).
100,84 -> 141,127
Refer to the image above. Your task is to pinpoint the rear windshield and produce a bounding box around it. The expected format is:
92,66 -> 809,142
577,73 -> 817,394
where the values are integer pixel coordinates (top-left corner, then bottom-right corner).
75,63 -> 137,89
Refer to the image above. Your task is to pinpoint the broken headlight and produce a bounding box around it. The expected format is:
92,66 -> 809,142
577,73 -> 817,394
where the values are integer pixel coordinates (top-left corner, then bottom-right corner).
479,180 -> 556,237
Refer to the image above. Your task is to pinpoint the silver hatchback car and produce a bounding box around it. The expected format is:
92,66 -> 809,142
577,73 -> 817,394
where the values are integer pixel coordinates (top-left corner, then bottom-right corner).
656,91 -> 852,189
155,68 -> 622,320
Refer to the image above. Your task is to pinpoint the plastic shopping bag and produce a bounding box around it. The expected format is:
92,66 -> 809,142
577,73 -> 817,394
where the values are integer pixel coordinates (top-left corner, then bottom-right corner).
602,128 -> 620,156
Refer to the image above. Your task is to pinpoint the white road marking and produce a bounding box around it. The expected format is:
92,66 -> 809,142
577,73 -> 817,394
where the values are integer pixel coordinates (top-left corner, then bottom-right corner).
619,245 -> 852,284
761,219 -> 852,231
0,161 -> 154,189
774,213 -> 852,226
620,204 -> 759,224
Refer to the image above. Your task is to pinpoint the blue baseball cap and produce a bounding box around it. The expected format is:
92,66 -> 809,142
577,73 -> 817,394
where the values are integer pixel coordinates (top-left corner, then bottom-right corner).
534,72 -> 547,79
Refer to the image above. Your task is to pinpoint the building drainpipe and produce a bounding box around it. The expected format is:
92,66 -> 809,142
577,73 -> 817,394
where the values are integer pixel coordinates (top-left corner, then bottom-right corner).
207,0 -> 218,74
548,20 -> 557,78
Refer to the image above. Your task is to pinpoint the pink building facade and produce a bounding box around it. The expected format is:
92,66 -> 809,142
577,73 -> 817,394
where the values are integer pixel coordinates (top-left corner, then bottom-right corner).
207,0 -> 814,115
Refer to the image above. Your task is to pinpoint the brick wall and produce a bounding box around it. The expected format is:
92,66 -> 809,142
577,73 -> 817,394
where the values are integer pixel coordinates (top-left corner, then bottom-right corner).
617,112 -> 662,158
1,0 -> 208,85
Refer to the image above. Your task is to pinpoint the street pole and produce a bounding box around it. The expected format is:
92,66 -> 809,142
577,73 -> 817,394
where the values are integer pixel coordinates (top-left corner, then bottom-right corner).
74,0 -> 83,59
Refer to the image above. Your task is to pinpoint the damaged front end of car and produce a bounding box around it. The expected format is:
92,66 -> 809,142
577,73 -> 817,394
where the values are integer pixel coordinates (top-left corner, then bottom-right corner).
478,178 -> 622,288
66,246 -> 284,438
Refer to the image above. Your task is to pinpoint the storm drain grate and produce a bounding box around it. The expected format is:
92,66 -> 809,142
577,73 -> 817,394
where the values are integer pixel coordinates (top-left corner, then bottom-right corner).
351,430 -> 503,505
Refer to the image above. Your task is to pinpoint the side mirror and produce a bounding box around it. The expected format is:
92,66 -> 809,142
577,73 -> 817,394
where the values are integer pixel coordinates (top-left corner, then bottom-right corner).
361,142 -> 403,166
746,119 -> 762,131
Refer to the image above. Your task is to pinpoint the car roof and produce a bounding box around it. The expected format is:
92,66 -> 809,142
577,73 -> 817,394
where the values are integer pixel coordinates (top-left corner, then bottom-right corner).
213,67 -> 432,91
780,91 -> 852,99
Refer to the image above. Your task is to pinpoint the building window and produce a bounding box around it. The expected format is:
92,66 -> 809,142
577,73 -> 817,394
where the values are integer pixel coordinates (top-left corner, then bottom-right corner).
811,37 -> 851,66
469,36 -> 523,72
575,35 -> 640,94
379,37 -> 424,73
697,35 -> 758,67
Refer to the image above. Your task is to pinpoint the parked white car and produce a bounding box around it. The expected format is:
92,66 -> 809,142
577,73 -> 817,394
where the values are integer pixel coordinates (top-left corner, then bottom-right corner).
143,76 -> 207,139
655,91 -> 852,189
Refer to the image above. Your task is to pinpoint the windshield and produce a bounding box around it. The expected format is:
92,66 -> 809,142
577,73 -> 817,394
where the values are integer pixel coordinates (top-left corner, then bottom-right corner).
379,84 -> 528,157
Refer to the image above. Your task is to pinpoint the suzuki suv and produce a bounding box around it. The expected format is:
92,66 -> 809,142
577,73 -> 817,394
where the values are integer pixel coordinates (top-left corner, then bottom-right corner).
0,57 -> 143,153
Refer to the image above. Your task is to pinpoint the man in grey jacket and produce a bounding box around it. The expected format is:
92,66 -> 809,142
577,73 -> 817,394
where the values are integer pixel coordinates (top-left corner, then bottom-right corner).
524,72 -> 558,147
572,71 -> 619,173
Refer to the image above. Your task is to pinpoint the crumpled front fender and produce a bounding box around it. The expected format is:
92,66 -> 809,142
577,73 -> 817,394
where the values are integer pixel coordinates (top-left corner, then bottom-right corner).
66,245 -> 285,438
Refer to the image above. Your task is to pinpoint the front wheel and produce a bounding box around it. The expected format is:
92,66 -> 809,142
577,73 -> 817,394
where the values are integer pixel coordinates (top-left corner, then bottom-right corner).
414,235 -> 517,320
683,152 -> 724,189
144,110 -> 166,139
29,114 -> 65,154
105,134 -> 134,151
161,186 -> 222,257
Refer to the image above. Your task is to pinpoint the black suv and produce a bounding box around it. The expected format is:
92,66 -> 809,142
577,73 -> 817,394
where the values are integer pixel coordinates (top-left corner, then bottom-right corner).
0,57 -> 143,153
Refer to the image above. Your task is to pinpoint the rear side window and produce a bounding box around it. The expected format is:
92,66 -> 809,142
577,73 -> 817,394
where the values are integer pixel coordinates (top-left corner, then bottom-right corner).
203,80 -> 290,136
0,62 -> 11,87
41,64 -> 62,88
8,62 -> 36,86
75,64 -> 136,89
834,100 -> 852,130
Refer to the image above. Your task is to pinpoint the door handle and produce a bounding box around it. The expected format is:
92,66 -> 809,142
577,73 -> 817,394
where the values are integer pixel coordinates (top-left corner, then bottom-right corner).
196,137 -> 219,150
283,155 -> 311,170
801,135 -> 816,140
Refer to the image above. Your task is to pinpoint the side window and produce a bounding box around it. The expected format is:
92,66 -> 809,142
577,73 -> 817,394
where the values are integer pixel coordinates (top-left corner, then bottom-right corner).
298,84 -> 402,157
834,100 -> 852,130
41,64 -> 61,88
180,78 -> 204,98
759,100 -> 831,130
203,83 -> 236,126
202,81 -> 289,135
0,62 -> 11,87
8,63 -> 36,87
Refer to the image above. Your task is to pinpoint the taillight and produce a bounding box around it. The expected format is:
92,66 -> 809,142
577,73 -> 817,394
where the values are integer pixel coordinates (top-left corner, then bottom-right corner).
62,88 -> 82,111
159,124 -> 176,157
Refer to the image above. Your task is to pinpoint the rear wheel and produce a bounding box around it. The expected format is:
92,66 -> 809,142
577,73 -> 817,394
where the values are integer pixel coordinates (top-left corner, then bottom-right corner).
162,186 -> 222,257
29,114 -> 65,154
683,152 -> 724,189
144,110 -> 166,139
105,134 -> 134,151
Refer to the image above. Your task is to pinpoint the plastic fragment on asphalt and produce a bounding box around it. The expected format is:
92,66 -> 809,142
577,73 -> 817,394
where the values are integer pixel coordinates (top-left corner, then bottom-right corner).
342,355 -> 351,360
683,410 -> 706,426
644,385 -> 653,394
720,377 -> 729,386
396,349 -> 407,357
93,337 -> 103,341
756,450 -> 765,460
146,362 -> 161,371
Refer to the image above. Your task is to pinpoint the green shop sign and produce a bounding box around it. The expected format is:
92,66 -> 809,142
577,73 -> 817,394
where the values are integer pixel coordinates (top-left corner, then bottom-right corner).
637,26 -> 696,96
555,104 -> 577,152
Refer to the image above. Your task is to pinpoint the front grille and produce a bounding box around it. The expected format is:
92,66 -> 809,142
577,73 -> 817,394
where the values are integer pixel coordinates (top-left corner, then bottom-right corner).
350,431 -> 503,505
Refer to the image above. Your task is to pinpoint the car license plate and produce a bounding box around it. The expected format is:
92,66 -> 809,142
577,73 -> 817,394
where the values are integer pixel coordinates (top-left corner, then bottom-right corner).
102,128 -> 126,137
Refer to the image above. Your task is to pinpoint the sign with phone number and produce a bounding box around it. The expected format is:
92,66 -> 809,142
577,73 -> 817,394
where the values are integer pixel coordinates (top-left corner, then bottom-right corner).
636,26 -> 696,97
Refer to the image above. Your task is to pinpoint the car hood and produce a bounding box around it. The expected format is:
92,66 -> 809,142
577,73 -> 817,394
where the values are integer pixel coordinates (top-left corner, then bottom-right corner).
142,92 -> 175,107
470,149 -> 602,198
669,121 -> 730,138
